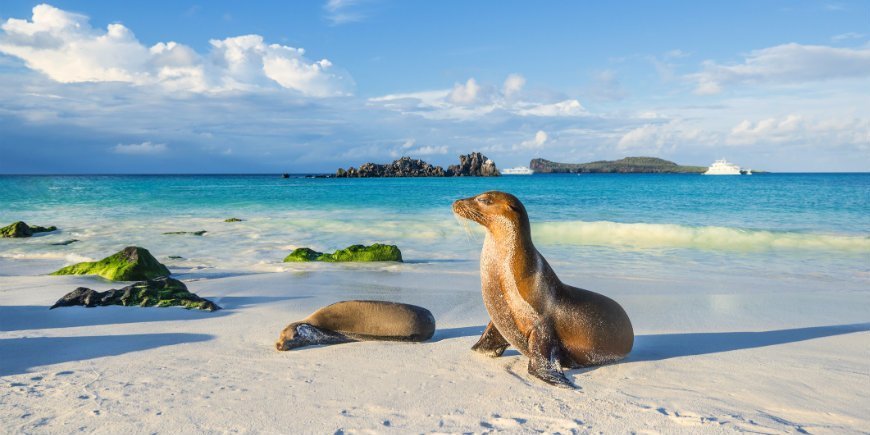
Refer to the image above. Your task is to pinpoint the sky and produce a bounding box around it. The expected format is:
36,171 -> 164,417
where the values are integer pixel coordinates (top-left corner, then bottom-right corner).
0,1 -> 868,173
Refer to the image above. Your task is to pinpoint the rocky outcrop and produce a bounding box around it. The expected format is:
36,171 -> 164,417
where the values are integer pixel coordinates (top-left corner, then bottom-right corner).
529,157 -> 707,174
51,246 -> 171,281
50,276 -> 220,311
335,152 -> 499,177
224,218 -> 243,222
340,157 -> 446,178
1,221 -> 57,238
447,152 -> 500,176
162,230 -> 207,236
284,244 -> 403,262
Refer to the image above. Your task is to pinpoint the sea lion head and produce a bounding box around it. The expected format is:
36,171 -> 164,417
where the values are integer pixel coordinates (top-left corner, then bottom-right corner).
275,322 -> 316,351
452,191 -> 530,234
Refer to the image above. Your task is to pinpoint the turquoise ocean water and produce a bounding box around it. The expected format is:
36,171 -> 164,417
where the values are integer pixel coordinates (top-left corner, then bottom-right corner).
1,173 -> 867,292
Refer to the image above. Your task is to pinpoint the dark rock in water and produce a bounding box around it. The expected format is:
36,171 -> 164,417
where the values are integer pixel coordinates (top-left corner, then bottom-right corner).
284,243 -> 403,262
334,152 -> 499,178
50,239 -> 80,246
1,221 -> 57,238
336,156 -> 446,178
51,246 -> 171,281
162,230 -> 207,236
167,255 -> 184,259
224,218 -> 243,222
50,276 -> 220,311
446,152 -> 500,176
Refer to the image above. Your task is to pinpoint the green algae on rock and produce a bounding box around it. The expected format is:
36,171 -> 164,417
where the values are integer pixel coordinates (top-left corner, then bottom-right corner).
162,230 -> 207,236
224,218 -> 243,222
50,276 -> 220,311
51,246 -> 171,281
1,221 -> 57,238
283,243 -> 403,263
283,247 -> 324,262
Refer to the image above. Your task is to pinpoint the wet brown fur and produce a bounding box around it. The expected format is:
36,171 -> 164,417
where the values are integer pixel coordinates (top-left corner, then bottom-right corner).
276,300 -> 436,351
453,191 -> 634,387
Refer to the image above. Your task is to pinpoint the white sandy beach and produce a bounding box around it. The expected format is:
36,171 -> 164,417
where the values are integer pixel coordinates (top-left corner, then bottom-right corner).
2,252 -> 868,434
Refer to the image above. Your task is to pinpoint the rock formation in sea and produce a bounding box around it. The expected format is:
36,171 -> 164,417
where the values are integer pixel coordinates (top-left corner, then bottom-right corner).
529,157 -> 707,174
447,152 -> 500,176
335,152 -> 499,177
1,221 -> 57,238
284,244 -> 403,262
51,246 -> 171,281
50,276 -> 220,311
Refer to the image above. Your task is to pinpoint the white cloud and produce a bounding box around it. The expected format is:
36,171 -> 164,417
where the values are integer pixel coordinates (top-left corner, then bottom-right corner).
389,139 -> 449,157
324,0 -> 365,25
502,74 -> 525,97
617,121 -> 707,153
831,32 -> 865,42
408,145 -> 449,155
448,78 -> 481,104
515,99 -> 586,117
514,130 -> 548,150
0,4 -> 353,96
112,141 -> 168,155
689,43 -> 870,95
370,75 -> 586,120
728,114 -> 870,147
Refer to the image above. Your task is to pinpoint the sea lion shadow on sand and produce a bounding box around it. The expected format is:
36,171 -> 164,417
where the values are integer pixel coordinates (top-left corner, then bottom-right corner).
629,322 -> 870,362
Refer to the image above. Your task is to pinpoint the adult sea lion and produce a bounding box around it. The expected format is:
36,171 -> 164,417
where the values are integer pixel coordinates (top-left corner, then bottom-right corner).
453,191 -> 634,388
276,300 -> 436,351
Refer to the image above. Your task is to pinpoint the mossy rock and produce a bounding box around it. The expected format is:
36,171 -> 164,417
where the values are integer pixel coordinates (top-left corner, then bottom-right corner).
283,243 -> 403,263
162,230 -> 207,236
224,218 -> 243,223
50,276 -> 220,311
1,221 -> 57,238
283,247 -> 324,262
51,246 -> 171,281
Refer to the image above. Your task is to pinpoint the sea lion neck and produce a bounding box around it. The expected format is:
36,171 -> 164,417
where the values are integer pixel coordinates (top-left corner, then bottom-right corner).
485,213 -> 535,258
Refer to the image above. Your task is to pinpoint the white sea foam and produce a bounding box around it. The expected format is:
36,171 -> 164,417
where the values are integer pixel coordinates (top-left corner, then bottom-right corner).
532,221 -> 870,253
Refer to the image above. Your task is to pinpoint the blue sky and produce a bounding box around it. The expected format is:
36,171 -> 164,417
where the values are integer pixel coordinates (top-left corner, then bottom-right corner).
0,1 -> 868,173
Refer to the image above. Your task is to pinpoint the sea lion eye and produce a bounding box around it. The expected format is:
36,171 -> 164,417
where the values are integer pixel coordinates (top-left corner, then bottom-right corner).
477,197 -> 492,205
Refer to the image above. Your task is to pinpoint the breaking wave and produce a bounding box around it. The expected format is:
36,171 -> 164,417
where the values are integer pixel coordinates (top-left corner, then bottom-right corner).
531,221 -> 870,253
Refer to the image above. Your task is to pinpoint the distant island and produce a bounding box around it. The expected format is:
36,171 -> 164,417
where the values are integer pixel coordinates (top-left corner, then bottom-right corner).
335,152 -> 500,177
529,157 -> 708,174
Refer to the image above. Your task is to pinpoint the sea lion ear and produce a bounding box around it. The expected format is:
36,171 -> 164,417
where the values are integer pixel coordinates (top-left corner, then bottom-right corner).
507,203 -> 521,212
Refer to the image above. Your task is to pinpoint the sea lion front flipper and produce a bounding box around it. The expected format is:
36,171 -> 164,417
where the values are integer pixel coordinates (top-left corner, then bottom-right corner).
471,321 -> 510,357
527,323 -> 575,389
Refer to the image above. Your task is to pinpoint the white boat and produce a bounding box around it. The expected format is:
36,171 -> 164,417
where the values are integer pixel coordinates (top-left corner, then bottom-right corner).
501,166 -> 535,175
704,159 -> 742,175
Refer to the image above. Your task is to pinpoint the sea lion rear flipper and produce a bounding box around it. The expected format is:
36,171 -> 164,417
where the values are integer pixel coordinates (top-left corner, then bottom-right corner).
527,323 -> 575,389
471,321 -> 510,357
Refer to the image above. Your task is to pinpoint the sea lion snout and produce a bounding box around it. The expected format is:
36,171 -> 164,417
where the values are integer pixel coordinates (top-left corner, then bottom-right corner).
453,191 -> 527,229
275,322 -> 306,351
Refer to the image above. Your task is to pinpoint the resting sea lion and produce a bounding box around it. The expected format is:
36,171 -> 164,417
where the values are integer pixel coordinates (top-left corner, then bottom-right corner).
453,191 -> 634,388
276,300 -> 436,351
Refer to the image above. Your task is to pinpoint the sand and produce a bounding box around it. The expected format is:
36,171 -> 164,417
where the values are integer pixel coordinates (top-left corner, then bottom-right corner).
1,257 -> 868,434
